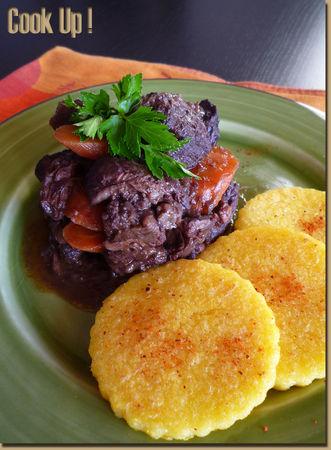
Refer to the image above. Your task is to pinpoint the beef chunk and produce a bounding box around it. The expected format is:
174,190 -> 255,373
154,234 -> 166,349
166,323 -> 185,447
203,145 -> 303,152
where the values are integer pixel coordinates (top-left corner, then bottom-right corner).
44,218 -> 122,307
49,102 -> 74,130
85,154 -> 196,276
104,212 -> 167,275
49,99 -> 82,130
102,198 -> 142,236
204,181 -> 239,245
85,155 -> 190,206
95,153 -> 237,276
156,201 -> 183,230
35,150 -> 90,221
141,93 -> 219,168
166,182 -> 239,260
199,99 -> 219,145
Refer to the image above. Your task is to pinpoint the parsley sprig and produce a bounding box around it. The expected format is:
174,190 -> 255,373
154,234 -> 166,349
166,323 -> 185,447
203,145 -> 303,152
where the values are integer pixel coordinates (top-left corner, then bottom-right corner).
64,74 -> 198,179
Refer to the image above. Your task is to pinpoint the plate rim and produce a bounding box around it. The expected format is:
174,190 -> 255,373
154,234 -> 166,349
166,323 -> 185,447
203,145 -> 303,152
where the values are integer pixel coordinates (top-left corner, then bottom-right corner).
0,78 -> 325,127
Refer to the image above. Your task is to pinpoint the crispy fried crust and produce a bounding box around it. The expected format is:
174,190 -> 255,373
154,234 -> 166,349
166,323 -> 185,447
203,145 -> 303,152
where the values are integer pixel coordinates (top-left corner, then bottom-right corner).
200,226 -> 325,390
235,187 -> 325,242
89,259 -> 279,440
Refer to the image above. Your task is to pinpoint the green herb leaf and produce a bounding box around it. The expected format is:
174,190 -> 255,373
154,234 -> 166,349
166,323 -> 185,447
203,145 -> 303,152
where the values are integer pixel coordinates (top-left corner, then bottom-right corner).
125,121 -> 141,158
74,116 -> 103,139
78,90 -> 110,118
65,73 -> 196,180
125,106 -> 190,152
112,73 -> 142,101
143,145 -> 199,179
104,115 -> 129,157
125,105 -> 166,122
113,73 -> 142,114
64,95 -> 77,109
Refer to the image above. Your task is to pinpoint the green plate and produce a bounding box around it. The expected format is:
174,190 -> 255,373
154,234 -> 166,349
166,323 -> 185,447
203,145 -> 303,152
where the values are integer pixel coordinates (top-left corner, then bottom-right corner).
0,80 -> 325,444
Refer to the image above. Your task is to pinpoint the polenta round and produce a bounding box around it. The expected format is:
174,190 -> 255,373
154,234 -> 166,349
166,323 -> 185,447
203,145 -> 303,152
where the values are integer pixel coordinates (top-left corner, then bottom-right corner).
235,187 -> 325,242
89,259 -> 279,440
199,226 -> 325,390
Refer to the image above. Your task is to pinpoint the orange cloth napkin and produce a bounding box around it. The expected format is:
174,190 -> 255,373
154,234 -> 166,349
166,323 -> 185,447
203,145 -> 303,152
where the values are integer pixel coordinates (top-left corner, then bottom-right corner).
0,46 -> 325,123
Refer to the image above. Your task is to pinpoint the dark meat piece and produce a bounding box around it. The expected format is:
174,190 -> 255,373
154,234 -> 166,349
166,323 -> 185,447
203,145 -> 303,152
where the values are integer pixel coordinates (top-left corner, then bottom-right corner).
49,102 -> 74,130
85,155 -> 190,206
102,198 -> 142,236
49,99 -> 82,130
86,155 -> 191,275
205,180 -> 239,244
44,218 -> 123,307
104,212 -> 167,275
160,218 -> 205,261
156,201 -> 183,231
38,148 -> 238,279
102,182 -> 238,276
35,150 -> 91,221
166,182 -> 239,260
199,99 -> 220,145
141,93 -> 219,168
92,150 -> 237,276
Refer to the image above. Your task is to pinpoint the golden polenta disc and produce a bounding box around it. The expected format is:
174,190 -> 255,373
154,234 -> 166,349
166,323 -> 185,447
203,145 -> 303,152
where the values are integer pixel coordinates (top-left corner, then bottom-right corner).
89,259 -> 279,440
235,187 -> 325,242
200,226 -> 325,390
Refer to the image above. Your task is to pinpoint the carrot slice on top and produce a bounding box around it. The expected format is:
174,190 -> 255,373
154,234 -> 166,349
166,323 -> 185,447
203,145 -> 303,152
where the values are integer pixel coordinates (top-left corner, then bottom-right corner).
192,146 -> 239,214
65,184 -> 104,231
54,125 -> 108,160
63,222 -> 105,253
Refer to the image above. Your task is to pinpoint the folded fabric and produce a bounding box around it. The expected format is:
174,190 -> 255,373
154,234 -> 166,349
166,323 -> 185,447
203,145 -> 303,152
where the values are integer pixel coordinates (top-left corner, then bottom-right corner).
0,46 -> 325,123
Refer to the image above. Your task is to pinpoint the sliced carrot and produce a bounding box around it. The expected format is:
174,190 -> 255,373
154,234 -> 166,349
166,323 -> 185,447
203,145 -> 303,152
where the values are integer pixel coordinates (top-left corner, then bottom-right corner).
192,146 -> 239,214
54,125 -> 108,160
63,222 -> 105,253
65,184 -> 104,231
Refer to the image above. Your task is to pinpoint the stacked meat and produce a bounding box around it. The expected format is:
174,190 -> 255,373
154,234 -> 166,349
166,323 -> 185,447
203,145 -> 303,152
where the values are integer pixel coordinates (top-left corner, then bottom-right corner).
35,92 -> 239,307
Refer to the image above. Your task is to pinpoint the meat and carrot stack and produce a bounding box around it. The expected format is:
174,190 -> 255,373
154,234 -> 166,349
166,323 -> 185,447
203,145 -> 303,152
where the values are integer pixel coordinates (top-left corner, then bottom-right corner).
35,74 -> 239,308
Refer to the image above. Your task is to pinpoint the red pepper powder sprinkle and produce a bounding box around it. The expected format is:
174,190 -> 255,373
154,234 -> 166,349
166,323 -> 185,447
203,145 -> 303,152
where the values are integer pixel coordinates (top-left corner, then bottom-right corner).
298,215 -> 324,235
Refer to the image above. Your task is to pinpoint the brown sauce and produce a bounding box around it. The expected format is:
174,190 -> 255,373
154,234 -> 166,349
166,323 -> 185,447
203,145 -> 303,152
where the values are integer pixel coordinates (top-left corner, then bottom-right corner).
22,201 -> 103,312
